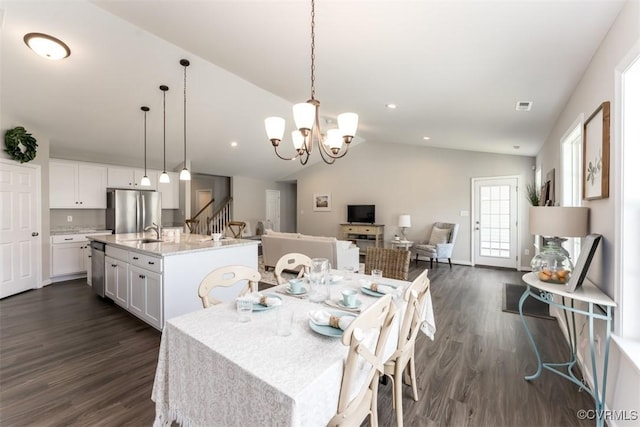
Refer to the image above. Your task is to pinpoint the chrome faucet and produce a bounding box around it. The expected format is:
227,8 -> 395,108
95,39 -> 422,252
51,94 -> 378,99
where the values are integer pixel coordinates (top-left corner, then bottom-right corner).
144,222 -> 161,240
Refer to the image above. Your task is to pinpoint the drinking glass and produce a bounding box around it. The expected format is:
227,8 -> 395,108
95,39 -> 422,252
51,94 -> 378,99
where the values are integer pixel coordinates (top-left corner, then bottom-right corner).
344,266 -> 355,280
309,258 -> 330,303
236,298 -> 253,322
372,269 -> 383,281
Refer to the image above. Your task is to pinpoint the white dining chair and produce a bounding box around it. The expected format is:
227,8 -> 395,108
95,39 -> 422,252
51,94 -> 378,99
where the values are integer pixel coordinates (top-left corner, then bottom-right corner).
328,294 -> 397,427
383,268 -> 430,426
273,252 -> 312,285
197,265 -> 260,308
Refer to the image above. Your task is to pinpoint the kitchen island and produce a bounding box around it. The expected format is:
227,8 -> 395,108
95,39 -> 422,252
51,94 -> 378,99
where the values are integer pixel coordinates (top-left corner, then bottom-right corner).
88,233 -> 259,330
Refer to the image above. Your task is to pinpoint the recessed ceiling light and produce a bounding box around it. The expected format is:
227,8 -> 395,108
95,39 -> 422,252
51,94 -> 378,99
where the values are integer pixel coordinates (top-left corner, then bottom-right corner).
23,33 -> 70,60
385,103 -> 397,109
423,136 -> 431,141
230,141 -> 238,147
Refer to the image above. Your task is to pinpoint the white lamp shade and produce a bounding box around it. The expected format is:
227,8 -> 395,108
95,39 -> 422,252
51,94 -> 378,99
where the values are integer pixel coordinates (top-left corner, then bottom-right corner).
398,214 -> 412,228
140,175 -> 151,187
529,206 -> 589,237
337,112 -> 358,137
291,130 -> 304,150
326,129 -> 343,150
179,168 -> 191,181
265,117 -> 285,141
159,172 -> 170,184
293,102 -> 315,131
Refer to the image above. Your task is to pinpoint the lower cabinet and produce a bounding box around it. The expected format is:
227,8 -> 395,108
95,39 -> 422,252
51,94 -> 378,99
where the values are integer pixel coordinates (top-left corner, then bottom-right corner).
129,265 -> 163,329
105,255 -> 129,308
85,245 -> 92,286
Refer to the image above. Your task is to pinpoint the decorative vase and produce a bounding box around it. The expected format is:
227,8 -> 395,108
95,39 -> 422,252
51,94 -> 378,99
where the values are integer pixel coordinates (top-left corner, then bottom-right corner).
531,240 -> 573,284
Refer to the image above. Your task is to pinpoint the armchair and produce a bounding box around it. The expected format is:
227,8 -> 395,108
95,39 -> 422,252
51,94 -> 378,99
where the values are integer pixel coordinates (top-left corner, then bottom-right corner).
414,222 -> 459,269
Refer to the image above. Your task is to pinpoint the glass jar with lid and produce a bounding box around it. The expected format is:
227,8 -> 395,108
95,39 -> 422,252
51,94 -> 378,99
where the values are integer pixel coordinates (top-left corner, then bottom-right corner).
531,239 -> 573,284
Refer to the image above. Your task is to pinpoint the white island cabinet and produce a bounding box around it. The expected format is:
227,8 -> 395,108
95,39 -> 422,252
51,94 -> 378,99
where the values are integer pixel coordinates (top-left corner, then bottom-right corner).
88,233 -> 259,330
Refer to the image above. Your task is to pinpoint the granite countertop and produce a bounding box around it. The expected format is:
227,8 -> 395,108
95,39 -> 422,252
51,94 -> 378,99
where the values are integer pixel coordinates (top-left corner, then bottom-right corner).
51,228 -> 112,236
87,232 -> 258,257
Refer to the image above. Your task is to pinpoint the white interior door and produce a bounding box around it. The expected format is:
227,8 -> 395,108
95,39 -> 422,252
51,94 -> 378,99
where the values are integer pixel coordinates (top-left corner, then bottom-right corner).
266,189 -> 280,232
473,177 -> 518,268
0,160 -> 41,298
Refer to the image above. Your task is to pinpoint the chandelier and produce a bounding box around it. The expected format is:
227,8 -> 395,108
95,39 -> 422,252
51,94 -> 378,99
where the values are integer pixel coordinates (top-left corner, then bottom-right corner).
264,0 -> 358,165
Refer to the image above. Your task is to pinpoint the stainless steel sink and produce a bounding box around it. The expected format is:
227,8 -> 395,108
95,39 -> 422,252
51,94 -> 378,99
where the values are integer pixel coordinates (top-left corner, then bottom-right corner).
122,238 -> 163,244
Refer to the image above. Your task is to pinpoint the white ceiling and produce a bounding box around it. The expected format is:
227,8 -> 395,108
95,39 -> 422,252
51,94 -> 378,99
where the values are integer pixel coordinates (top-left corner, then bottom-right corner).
1,0 -> 625,181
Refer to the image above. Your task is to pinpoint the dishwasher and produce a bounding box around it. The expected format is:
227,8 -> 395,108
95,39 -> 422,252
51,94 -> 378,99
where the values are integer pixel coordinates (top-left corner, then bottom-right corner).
91,241 -> 106,297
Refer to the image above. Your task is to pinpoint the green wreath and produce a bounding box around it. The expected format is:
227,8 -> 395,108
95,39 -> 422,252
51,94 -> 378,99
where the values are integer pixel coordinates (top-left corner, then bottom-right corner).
4,126 -> 38,163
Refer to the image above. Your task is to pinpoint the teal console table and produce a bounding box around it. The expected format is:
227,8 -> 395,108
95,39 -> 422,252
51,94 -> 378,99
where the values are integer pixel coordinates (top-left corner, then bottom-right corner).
520,272 -> 616,427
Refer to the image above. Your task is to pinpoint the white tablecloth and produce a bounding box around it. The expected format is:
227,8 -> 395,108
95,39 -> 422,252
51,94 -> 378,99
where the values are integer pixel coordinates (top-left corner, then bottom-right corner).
152,273 -> 435,426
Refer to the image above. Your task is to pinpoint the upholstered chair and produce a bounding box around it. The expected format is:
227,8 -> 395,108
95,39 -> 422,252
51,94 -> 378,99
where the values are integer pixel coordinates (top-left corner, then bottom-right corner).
413,222 -> 459,269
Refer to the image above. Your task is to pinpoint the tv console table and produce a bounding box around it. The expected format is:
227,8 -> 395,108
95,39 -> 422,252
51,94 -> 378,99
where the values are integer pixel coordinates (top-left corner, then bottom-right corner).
520,272 -> 615,427
340,224 -> 384,254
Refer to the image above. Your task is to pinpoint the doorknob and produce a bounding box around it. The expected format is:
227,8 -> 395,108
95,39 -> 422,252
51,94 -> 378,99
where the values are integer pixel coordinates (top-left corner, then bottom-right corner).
32,232 -> 39,237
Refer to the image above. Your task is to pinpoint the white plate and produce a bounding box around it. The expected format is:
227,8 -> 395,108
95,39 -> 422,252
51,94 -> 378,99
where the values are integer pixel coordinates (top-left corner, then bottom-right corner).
308,311 -> 357,338
252,293 -> 282,311
337,299 -> 362,309
361,284 -> 397,298
285,286 -> 308,296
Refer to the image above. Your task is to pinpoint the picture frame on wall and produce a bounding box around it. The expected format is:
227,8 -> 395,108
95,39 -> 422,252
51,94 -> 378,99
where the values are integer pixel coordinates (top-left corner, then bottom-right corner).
313,193 -> 331,212
583,101 -> 610,200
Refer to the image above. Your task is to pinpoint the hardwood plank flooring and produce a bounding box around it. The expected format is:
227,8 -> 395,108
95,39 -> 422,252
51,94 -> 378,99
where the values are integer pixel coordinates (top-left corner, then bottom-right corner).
1,264 -> 595,426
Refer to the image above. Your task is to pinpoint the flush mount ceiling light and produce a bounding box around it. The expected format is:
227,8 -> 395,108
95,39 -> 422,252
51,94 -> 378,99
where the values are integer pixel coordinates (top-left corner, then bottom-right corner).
386,103 -> 398,109
159,85 -> 170,184
140,106 -> 151,187
23,32 -> 70,60
179,59 -> 191,181
264,0 -> 358,165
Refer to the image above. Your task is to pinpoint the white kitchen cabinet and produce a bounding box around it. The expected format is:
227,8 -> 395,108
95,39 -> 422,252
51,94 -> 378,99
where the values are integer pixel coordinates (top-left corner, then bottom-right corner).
51,239 -> 85,277
105,254 -> 129,308
50,160 -> 107,208
85,245 -> 92,285
129,264 -> 163,329
157,171 -> 179,209
108,166 -> 157,190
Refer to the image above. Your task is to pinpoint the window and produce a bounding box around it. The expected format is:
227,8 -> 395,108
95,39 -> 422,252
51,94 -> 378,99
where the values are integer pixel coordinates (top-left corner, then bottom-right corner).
561,118 -> 583,260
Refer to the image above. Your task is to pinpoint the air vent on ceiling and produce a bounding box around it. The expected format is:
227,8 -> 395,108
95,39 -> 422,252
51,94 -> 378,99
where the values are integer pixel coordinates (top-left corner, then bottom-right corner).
516,101 -> 532,111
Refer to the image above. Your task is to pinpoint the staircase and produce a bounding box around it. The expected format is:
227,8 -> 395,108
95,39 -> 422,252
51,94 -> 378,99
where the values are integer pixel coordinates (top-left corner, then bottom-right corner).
185,197 -> 232,235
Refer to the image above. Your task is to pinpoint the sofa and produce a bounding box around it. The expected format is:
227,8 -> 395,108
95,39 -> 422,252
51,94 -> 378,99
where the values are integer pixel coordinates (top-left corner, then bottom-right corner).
261,230 -> 360,272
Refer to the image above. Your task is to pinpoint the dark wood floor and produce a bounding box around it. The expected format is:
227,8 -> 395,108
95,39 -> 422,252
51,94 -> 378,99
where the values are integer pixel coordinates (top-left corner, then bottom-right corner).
0,263 -> 595,426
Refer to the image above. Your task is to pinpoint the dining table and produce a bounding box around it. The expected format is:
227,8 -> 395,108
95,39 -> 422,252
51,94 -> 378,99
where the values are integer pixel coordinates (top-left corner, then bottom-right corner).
151,270 -> 436,427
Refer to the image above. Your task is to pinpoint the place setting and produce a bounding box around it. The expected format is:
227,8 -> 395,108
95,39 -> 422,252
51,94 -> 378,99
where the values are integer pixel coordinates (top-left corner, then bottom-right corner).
307,309 -> 356,338
359,269 -> 402,298
236,292 -> 282,322
276,278 -> 309,299
324,288 -> 363,313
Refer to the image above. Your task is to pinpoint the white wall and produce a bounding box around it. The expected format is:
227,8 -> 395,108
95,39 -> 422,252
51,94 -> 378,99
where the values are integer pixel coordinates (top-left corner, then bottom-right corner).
536,1 -> 640,423
291,141 -> 535,266
231,176 -> 297,233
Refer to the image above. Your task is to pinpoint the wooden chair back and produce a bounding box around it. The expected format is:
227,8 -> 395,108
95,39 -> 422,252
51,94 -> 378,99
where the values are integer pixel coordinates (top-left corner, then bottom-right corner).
226,221 -> 246,238
329,294 -> 396,427
274,253 -> 312,285
364,247 -> 411,280
197,265 -> 260,308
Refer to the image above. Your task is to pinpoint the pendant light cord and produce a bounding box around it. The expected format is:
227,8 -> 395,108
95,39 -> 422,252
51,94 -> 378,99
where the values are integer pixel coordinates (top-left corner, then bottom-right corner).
144,109 -> 147,174
310,0 -> 316,101
162,87 -> 167,172
183,62 -> 187,163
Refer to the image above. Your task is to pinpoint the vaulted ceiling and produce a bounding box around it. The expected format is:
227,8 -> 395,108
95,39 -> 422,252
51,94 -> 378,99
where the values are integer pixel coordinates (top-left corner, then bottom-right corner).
1,0 -> 626,180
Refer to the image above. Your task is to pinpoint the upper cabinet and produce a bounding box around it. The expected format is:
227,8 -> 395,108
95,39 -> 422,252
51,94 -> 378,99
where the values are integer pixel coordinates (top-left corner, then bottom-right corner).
50,160 -> 107,208
158,172 -> 179,209
108,167 -> 157,191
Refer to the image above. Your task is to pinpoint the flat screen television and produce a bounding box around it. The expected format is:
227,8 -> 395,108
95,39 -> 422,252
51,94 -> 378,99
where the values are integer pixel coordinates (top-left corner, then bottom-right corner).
347,204 -> 375,224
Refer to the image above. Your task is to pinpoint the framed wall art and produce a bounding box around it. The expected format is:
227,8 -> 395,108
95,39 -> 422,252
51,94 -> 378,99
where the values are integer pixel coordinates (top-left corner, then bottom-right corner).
313,193 -> 331,212
583,101 -> 610,200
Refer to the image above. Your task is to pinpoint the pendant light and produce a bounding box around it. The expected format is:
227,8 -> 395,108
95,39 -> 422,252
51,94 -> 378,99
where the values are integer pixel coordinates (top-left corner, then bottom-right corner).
179,59 -> 191,181
159,85 -> 170,184
140,106 -> 151,186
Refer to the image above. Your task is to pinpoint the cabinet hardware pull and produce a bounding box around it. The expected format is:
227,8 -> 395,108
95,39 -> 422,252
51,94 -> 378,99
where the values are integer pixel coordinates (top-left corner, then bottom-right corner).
133,256 -> 139,260
111,264 -> 117,267
88,256 -> 91,258
64,238 -> 73,240
32,232 -> 39,237
139,274 -> 145,279
148,261 -> 154,265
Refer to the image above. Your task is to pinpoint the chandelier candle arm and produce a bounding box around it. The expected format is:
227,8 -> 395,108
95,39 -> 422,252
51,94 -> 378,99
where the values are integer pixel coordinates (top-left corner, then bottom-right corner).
140,106 -> 151,186
179,59 -> 191,181
159,85 -> 170,184
264,0 -> 358,165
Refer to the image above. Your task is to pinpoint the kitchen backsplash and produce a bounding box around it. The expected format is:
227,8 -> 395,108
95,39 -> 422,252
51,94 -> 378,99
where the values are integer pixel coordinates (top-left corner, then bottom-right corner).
50,208 -> 181,230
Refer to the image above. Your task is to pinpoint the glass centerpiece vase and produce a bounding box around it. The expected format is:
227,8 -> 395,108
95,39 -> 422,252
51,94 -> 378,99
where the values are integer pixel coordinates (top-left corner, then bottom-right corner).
531,238 -> 574,284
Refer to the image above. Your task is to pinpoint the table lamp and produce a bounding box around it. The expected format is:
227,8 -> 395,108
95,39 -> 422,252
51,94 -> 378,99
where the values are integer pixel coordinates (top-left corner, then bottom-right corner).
398,214 -> 411,241
529,206 -> 589,284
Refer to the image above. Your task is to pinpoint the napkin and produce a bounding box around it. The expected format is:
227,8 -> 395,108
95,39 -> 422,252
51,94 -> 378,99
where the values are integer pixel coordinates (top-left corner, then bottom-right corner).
308,310 -> 354,330
245,293 -> 282,307
359,279 -> 401,296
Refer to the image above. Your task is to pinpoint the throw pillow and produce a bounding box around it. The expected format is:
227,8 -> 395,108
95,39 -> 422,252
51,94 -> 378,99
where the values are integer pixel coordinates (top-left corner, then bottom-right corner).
428,227 -> 450,245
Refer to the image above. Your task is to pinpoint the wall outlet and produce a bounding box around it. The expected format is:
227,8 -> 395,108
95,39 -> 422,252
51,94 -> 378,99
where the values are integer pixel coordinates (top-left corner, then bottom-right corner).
67,215 -> 73,222
524,248 -> 530,256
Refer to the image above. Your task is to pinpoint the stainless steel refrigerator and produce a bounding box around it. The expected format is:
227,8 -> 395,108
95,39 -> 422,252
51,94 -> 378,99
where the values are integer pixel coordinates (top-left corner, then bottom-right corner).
106,188 -> 161,234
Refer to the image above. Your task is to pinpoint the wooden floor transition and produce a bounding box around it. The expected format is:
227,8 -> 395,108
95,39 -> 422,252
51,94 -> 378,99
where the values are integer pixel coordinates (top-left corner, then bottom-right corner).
0,262 -> 595,426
